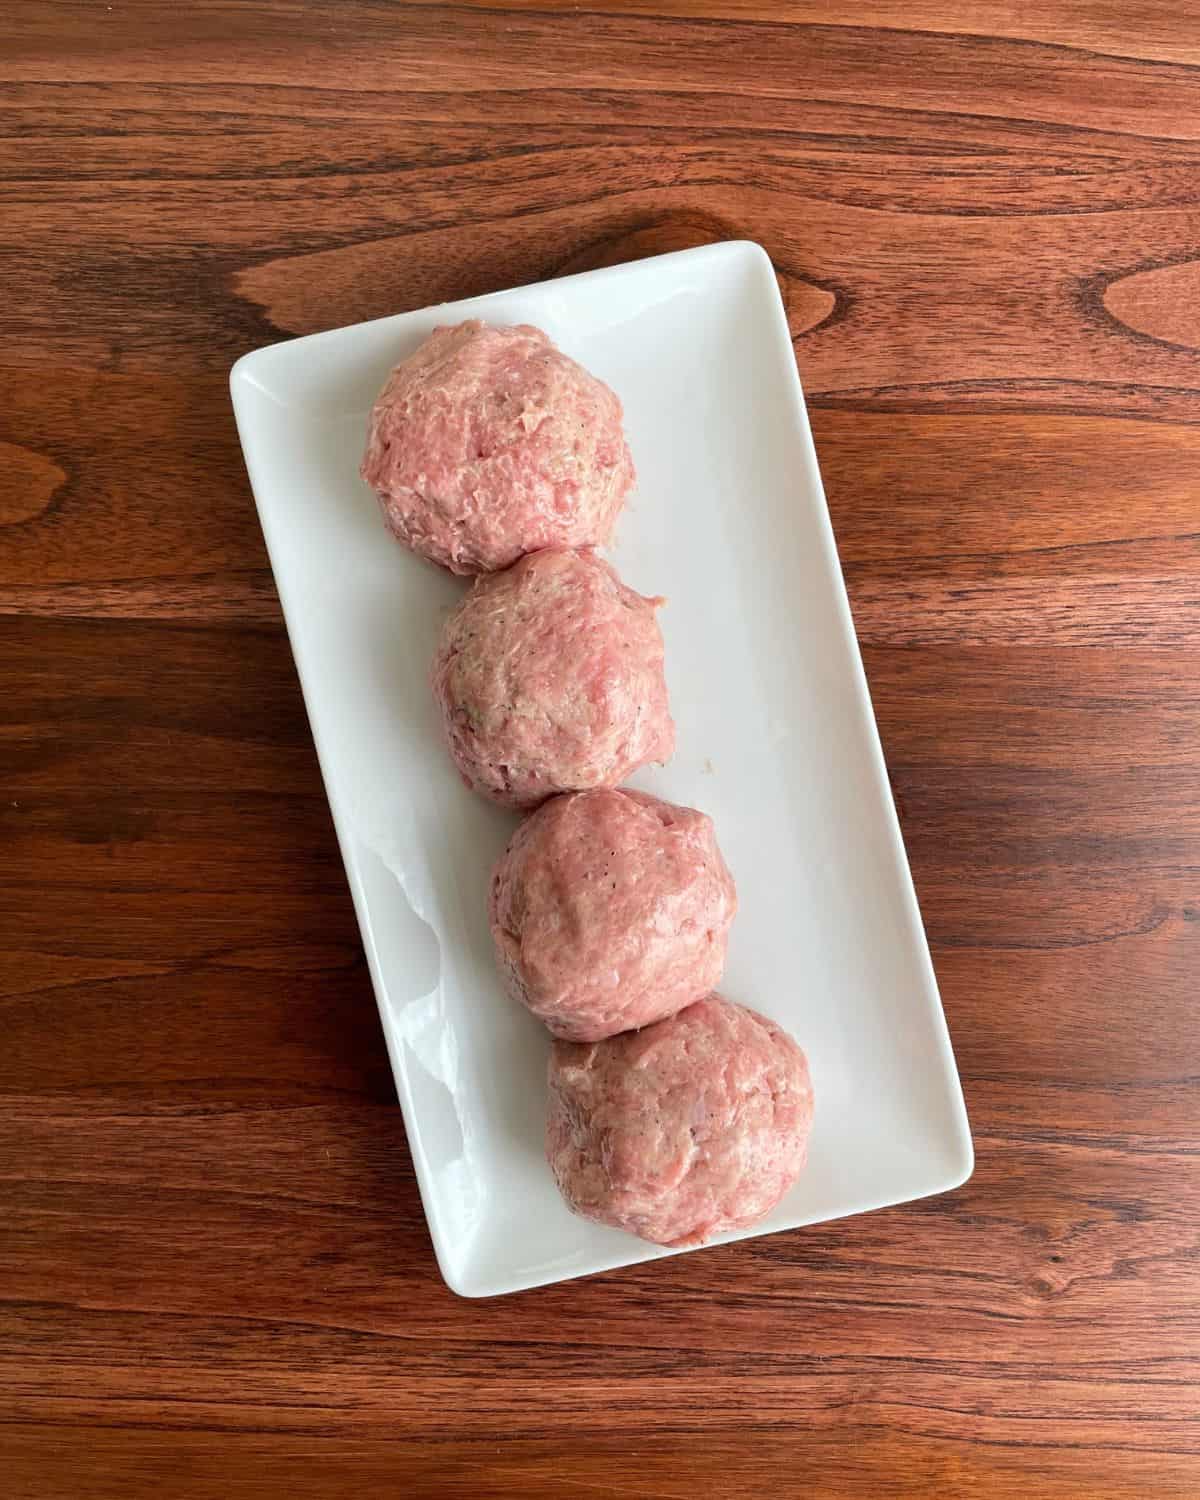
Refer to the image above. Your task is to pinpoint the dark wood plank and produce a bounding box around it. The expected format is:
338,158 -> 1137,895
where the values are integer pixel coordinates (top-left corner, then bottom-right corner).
2,2 -> 1198,1495
392,2 -> 1200,67
6,1426 -> 1196,1500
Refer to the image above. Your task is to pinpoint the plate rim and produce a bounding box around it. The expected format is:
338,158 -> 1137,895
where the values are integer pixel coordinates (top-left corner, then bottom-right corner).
230,238 -> 974,1298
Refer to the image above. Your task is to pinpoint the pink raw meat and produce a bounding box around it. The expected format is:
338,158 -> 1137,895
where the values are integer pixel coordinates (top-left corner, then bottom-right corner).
431,547 -> 674,810
361,320 -> 635,575
547,994 -> 813,1247
490,789 -> 737,1041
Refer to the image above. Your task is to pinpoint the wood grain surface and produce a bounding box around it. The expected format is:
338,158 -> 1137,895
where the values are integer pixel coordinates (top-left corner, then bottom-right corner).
3,3 -> 1199,1496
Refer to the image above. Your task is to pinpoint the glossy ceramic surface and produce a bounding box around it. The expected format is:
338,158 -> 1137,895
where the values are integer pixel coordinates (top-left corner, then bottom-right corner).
230,241 -> 973,1297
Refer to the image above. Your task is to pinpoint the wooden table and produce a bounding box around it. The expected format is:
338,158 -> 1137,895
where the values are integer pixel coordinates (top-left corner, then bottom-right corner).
4,4 -> 1199,1496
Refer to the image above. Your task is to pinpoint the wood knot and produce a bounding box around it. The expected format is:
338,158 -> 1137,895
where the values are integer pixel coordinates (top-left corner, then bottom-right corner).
1099,259 -> 1200,352
0,440 -> 68,527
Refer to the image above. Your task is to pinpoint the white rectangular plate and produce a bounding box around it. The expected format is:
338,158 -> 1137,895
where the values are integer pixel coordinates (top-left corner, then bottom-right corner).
230,240 -> 972,1297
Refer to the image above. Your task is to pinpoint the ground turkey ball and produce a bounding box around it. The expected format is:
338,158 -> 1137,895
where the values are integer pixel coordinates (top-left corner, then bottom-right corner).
431,547 -> 674,809
361,320 -> 635,575
546,994 -> 813,1247
490,789 -> 737,1042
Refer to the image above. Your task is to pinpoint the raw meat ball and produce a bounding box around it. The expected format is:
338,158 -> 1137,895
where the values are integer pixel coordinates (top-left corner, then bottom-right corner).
361,320 -> 635,575
546,994 -> 813,1247
490,789 -> 737,1041
431,547 -> 674,809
